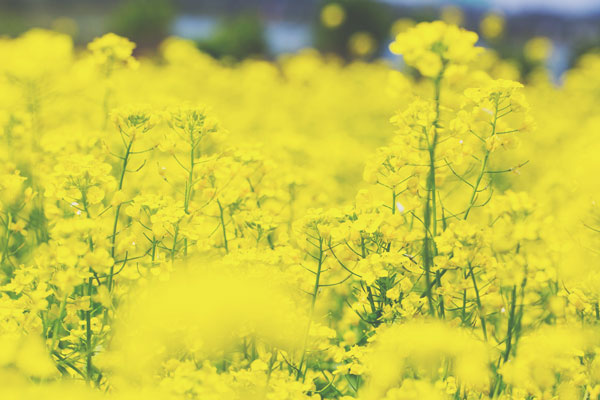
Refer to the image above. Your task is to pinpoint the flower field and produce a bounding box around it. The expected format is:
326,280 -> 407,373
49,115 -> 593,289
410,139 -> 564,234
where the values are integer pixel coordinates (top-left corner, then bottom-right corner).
1,21 -> 600,399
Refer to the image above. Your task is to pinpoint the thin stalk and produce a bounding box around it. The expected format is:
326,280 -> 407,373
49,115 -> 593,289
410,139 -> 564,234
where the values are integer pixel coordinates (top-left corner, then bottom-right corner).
1,211 -> 11,264
217,199 -> 229,253
464,96 -> 499,220
422,70 -> 444,316
422,211 -> 436,316
50,293 -> 68,351
512,274 -> 528,355
170,225 -> 180,261
108,137 -> 134,291
429,72 -> 443,238
183,140 -> 196,256
437,271 -> 445,318
81,193 -> 96,384
503,285 -> 517,361
85,276 -> 93,383
468,263 -> 487,340
170,138 -> 196,259
297,237 -> 324,381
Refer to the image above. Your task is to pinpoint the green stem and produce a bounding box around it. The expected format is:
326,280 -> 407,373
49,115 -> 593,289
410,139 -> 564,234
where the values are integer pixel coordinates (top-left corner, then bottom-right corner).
437,270 -> 445,318
464,154 -> 490,220
468,263 -> 487,340
80,194 -> 96,384
297,237 -> 324,381
464,96 -> 499,220
490,286 -> 519,395
422,71 -> 444,317
503,285 -> 517,361
512,274 -> 528,355
85,276 -> 93,383
183,141 -> 195,256
2,211 -> 11,264
170,225 -> 180,261
50,293 -> 68,351
171,140 -> 196,260
422,222 -> 435,316
217,199 -> 229,253
108,137 -> 134,291
429,73 -> 442,238
461,288 -> 467,323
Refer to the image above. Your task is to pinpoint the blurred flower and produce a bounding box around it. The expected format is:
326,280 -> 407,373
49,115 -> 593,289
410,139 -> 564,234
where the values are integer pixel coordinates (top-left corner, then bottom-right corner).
321,3 -> 346,29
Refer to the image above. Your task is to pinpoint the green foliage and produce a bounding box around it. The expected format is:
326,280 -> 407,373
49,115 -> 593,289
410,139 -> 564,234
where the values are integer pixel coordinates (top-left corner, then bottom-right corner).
196,14 -> 267,61
108,0 -> 175,47
314,0 -> 394,59
0,12 -> 28,37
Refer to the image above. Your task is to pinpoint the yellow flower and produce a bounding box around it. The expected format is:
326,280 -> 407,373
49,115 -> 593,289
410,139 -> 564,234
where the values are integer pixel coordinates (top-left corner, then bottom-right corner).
321,3 -> 346,28
480,13 -> 505,40
111,105 -> 159,139
88,33 -> 138,71
390,21 -> 481,77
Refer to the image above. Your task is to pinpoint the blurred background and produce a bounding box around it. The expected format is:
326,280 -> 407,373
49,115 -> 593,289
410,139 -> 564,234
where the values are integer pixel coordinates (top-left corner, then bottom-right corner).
1,0 -> 599,80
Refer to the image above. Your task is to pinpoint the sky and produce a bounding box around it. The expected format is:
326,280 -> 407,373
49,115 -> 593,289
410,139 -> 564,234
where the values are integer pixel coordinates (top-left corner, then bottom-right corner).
380,0 -> 600,15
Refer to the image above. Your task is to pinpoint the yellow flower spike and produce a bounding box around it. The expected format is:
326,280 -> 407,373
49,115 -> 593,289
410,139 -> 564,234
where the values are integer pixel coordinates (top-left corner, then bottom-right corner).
441,6 -> 464,26
524,37 -> 553,62
390,21 -> 481,77
110,105 -> 159,139
88,33 -> 137,74
321,3 -> 346,29
480,13 -> 505,40
348,32 -> 376,58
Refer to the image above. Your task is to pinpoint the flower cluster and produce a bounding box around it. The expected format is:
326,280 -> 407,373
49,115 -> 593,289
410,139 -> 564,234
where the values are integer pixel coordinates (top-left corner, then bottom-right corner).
0,22 -> 599,400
